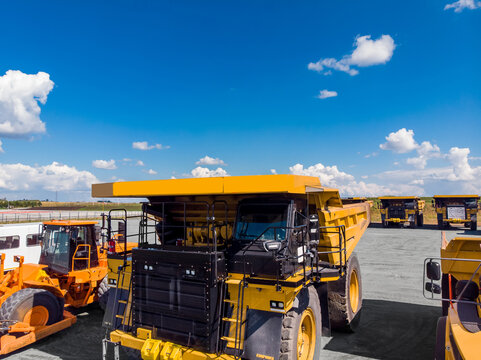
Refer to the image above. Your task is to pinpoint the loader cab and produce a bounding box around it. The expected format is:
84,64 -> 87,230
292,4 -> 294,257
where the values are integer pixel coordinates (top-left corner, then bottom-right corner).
39,221 -> 99,274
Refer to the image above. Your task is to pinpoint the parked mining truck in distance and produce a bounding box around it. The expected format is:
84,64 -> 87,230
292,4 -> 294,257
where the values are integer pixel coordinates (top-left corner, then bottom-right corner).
424,232 -> 481,359
0,220 -> 135,355
93,174 -> 371,360
378,196 -> 425,228
433,195 -> 479,230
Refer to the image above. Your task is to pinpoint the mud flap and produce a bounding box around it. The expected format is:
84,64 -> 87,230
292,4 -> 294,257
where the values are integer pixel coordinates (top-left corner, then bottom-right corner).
242,310 -> 282,360
316,282 -> 331,337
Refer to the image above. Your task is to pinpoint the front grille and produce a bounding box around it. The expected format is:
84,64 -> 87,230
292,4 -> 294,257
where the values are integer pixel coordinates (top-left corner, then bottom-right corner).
388,206 -> 405,219
132,248 -> 225,353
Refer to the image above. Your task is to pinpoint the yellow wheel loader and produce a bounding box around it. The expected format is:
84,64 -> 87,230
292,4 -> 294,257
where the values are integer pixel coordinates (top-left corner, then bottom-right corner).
0,219 -> 135,355
93,175 -> 370,360
424,233 -> 481,359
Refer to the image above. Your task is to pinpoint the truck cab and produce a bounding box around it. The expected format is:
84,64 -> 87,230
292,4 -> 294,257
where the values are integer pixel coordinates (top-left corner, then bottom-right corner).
433,195 -> 479,230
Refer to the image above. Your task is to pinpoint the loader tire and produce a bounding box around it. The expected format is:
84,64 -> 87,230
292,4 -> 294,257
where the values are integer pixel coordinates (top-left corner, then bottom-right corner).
279,287 -> 321,360
328,254 -> 362,332
98,276 -> 110,311
437,214 -> 444,229
434,316 -> 447,360
0,288 -> 62,326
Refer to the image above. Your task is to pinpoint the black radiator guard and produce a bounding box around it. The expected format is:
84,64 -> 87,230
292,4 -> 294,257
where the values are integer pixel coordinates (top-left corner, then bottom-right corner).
132,248 -> 226,353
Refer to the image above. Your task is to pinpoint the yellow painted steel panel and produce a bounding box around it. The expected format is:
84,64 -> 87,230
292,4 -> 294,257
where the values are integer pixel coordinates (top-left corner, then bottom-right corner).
223,175 -> 320,194
433,195 -> 479,199
92,175 -> 321,198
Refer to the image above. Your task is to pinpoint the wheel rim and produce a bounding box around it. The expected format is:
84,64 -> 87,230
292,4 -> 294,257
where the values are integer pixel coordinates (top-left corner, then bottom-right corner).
349,269 -> 360,313
23,305 -> 49,326
297,308 -> 316,360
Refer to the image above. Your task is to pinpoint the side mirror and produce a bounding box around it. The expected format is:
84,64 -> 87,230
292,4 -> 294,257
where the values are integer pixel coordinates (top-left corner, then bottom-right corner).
425,282 -> 441,294
426,261 -> 441,281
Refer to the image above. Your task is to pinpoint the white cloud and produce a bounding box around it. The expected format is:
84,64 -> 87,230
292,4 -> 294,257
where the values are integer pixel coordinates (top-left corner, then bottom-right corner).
191,166 -> 229,178
445,0 -> 481,12
308,35 -> 395,76
379,128 -> 441,169
146,169 -> 157,175
379,128 -> 418,153
132,141 -> 170,151
289,162 -> 401,196
0,140 -> 3,153
349,35 -> 396,67
136,160 -> 144,166
270,169 -> 277,175
92,159 -> 117,170
0,70 -> 54,138
0,161 -> 98,191
196,155 -> 226,166
446,147 -> 475,181
317,90 -> 338,99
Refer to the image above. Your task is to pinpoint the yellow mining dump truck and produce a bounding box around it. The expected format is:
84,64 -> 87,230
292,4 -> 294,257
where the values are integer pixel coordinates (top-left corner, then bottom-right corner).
93,175 -> 370,360
433,195 -> 479,230
378,196 -> 425,228
424,233 -> 481,359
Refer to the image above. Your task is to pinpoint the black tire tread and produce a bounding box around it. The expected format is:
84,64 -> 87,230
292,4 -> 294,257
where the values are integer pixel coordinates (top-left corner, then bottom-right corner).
0,288 -> 62,325
98,276 -> 109,311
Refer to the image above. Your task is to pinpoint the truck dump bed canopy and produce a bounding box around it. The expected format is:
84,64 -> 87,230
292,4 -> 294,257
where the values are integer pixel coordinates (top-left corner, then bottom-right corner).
433,195 -> 479,199
92,174 -> 333,198
379,196 -> 420,200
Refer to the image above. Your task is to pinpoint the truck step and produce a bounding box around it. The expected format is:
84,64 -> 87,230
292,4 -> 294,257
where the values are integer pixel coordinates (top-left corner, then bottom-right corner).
222,317 -> 239,323
223,299 -> 237,304
225,278 -> 241,285
221,336 -> 237,342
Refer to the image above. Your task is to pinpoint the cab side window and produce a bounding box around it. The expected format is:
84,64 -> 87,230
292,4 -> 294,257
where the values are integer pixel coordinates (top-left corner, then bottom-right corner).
0,235 -> 20,250
27,233 -> 41,247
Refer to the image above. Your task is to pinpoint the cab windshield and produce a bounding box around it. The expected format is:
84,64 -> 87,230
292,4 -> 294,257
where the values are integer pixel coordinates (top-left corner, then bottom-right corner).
235,203 -> 288,242
41,225 -> 92,273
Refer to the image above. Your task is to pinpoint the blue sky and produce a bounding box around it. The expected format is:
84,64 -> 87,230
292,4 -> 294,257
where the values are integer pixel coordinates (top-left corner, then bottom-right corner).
0,0 -> 480,200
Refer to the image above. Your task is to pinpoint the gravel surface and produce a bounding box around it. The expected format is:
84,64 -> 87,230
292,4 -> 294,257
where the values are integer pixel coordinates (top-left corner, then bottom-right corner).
5,225 -> 479,360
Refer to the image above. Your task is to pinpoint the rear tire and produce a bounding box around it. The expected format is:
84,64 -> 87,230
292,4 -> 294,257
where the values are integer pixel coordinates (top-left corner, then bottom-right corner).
470,217 -> 477,231
122,346 -> 142,360
437,214 -> 444,229
279,287 -> 322,360
435,316 -> 447,360
417,213 -> 424,227
98,276 -> 110,311
328,254 -> 362,332
0,288 -> 62,326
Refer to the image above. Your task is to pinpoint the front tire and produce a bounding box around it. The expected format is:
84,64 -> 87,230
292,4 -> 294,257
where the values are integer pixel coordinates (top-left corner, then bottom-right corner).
279,287 -> 321,360
0,288 -> 63,326
435,316 -> 447,360
417,213 -> 424,227
470,216 -> 477,231
328,254 -> 362,332
98,276 -> 110,311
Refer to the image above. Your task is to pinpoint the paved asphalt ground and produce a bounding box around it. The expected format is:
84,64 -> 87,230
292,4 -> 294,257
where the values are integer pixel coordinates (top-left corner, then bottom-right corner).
5,224 -> 480,360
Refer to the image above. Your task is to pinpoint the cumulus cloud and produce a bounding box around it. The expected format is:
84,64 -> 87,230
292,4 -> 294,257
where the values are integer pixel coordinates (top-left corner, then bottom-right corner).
380,128 -> 418,153
191,166 -> 229,178
308,35 -> 395,76
146,169 -> 157,175
196,156 -> 226,166
92,159 -> 117,170
270,169 -> 277,175
317,90 -> 338,99
379,128 -> 441,169
445,0 -> 481,12
136,160 -> 144,166
132,141 -> 170,150
0,162 -> 98,191
289,162 -> 404,196
0,70 -> 54,138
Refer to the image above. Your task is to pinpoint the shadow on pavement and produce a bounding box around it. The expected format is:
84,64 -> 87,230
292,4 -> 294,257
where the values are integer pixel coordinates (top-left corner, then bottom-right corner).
324,299 -> 439,360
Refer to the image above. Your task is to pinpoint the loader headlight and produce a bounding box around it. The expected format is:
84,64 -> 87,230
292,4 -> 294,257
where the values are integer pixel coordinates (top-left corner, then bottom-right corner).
270,301 -> 284,309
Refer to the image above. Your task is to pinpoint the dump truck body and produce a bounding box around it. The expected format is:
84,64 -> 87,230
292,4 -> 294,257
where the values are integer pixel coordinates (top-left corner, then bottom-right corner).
379,196 -> 425,228
433,195 -> 479,230
424,234 -> 481,359
94,175 -> 370,360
